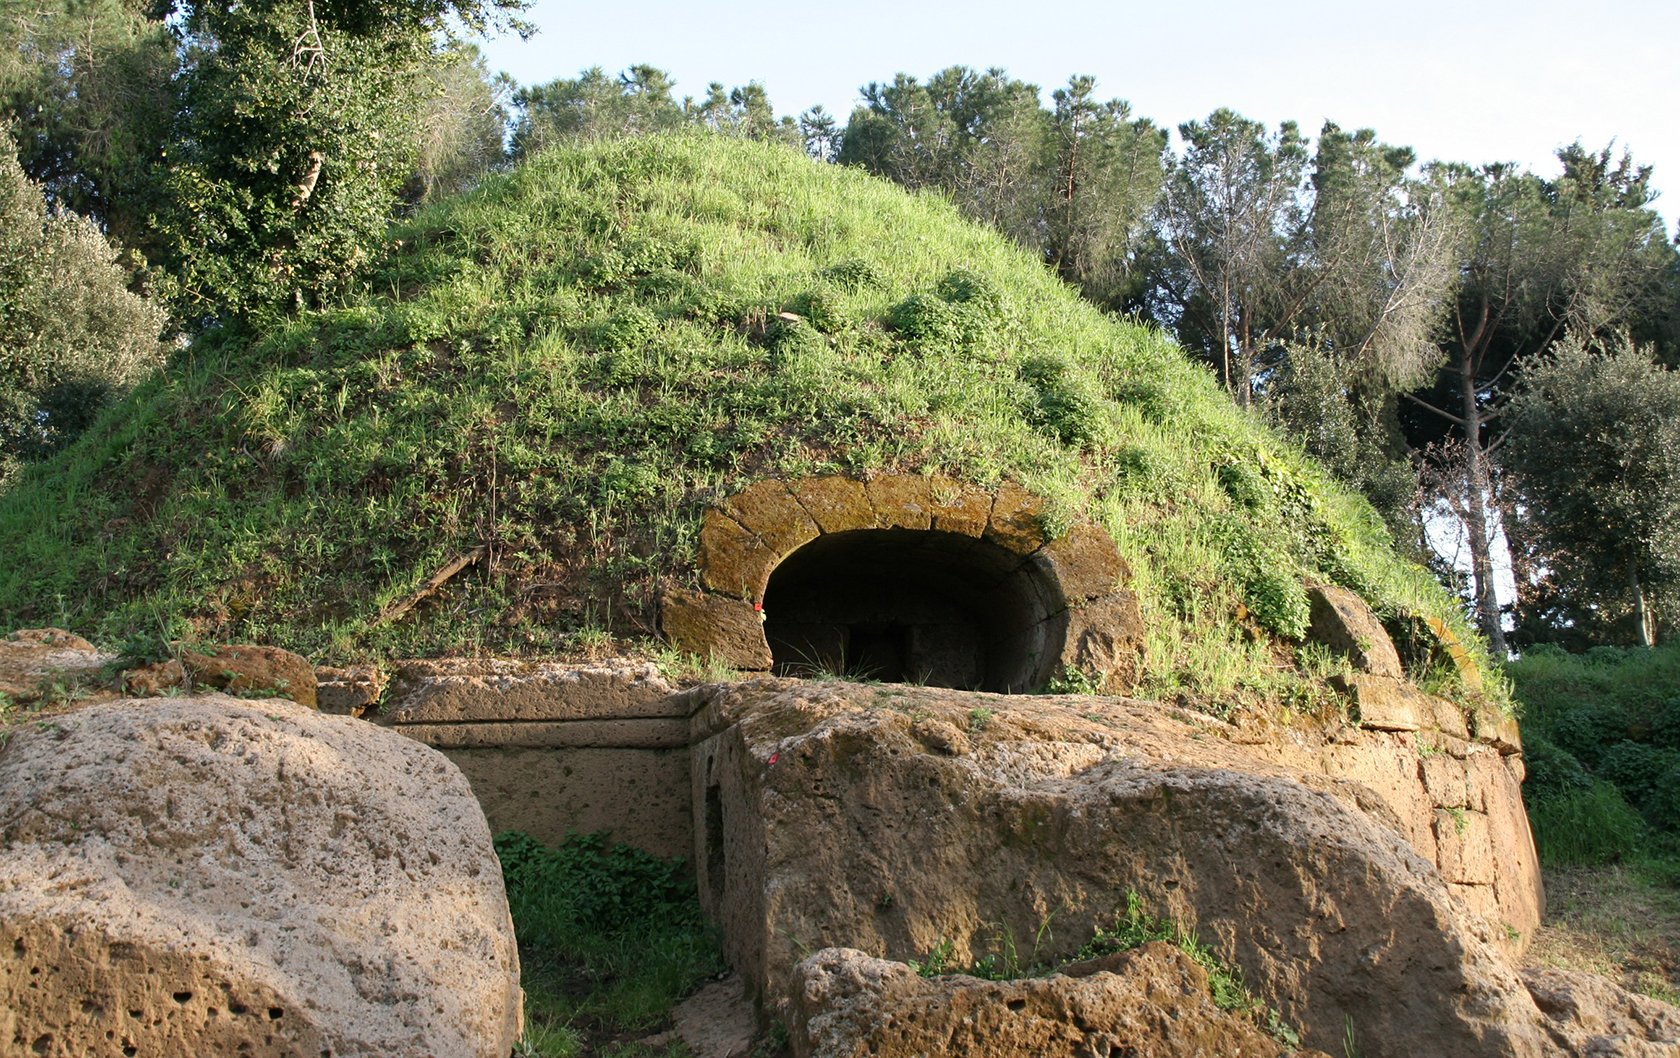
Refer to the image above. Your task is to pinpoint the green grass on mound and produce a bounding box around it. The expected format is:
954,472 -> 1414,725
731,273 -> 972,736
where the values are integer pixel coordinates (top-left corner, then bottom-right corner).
0,132 -> 1487,714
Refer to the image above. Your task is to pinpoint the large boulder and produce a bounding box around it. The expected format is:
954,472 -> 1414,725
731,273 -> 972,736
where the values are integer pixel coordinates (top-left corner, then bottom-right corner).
0,695 -> 520,1058
689,680 -> 1666,1058
792,943 -> 1333,1058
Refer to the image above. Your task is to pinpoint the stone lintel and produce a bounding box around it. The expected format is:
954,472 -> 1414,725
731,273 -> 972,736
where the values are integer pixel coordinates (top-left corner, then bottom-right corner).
723,480 -> 820,558
787,476 -> 875,535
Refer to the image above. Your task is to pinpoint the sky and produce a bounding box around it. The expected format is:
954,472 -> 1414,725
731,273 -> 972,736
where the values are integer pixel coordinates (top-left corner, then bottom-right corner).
478,0 -> 1680,228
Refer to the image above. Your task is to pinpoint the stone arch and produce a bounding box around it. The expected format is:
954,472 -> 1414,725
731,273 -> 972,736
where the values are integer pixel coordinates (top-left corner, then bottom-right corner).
660,475 -> 1143,693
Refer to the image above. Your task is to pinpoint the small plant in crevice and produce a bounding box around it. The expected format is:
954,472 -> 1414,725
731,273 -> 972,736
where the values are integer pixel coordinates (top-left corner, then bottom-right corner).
1045,665 -> 1102,696
1078,892 -> 1302,1049
904,892 -> 1301,1049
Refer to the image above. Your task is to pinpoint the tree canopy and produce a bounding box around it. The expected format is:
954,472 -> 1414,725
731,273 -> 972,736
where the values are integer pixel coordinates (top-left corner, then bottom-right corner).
0,130 -> 165,481
1503,333 -> 1680,646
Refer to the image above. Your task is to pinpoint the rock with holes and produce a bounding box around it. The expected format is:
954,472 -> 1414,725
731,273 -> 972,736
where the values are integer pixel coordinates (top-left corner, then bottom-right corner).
0,695 -> 520,1058
792,943 -> 1334,1058
691,681 -> 1668,1058
177,643 -> 318,708
0,628 -> 115,706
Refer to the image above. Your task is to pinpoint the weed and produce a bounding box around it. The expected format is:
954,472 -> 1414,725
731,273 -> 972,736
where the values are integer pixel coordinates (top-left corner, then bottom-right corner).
1079,892 -> 1301,1048
966,706 -> 993,733
1045,666 -> 1102,696
910,938 -> 957,977
496,831 -> 723,1057
908,892 -> 1300,1049
1343,1015 -> 1362,1058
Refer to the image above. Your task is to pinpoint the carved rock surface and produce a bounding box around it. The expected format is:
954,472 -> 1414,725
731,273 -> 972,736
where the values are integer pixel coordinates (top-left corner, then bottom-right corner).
690,681 -> 1662,1058
792,944 -> 1333,1058
1522,966 -> 1680,1058
385,655 -> 681,723
0,627 -> 114,704
0,696 -> 521,1058
1307,584 -> 1403,677
313,663 -> 389,716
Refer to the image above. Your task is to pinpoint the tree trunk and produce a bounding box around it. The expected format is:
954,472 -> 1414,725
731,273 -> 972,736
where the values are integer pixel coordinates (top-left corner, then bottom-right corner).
1630,562 -> 1656,647
1459,348 -> 1508,657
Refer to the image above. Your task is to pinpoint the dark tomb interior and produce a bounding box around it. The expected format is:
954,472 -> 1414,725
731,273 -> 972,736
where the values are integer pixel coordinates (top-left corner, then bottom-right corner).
761,529 -> 1065,693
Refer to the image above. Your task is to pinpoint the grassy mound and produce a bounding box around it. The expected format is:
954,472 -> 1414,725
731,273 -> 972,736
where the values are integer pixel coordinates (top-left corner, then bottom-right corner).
0,132 -> 1482,712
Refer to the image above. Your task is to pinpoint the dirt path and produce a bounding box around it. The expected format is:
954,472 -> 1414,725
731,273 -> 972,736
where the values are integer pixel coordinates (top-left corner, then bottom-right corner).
1526,864 -> 1680,1004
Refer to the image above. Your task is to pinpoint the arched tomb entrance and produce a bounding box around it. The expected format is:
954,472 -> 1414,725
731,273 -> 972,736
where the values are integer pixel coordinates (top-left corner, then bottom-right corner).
659,475 -> 1143,693
763,528 -> 1061,692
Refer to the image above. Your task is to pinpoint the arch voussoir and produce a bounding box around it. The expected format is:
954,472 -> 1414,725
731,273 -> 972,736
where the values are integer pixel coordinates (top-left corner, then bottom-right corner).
666,476 -> 1142,692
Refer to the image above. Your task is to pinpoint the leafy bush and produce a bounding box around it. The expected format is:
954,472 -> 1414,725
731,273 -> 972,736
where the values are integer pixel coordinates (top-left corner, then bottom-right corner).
1,132 -> 166,479
1245,568 -> 1310,640
934,267 -> 1004,318
1510,642 -> 1680,861
1528,781 -> 1646,866
820,256 -> 880,291
1548,704 -> 1635,769
495,830 -> 696,933
1521,735 -> 1592,801
495,830 -> 722,1056
770,316 -> 828,363
886,291 -> 964,349
1596,741 -> 1680,816
786,286 -> 846,333
1217,462 -> 1269,511
1649,696 -> 1680,750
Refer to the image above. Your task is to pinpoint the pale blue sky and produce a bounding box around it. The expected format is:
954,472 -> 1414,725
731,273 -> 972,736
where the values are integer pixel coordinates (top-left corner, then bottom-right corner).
480,0 -> 1679,226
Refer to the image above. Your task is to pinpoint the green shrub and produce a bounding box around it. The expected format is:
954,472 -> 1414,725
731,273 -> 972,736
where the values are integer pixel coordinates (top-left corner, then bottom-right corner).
1528,780 -> 1647,866
1,133 -> 167,478
935,267 -> 1003,318
820,256 -> 880,291
590,305 -> 661,354
1020,354 -> 1101,447
886,291 -> 964,349
1597,742 -> 1680,811
495,830 -> 723,1056
1645,765 -> 1680,832
495,830 -> 697,933
1217,462 -> 1269,511
786,286 -> 846,334
1245,568 -> 1309,640
1521,735 -> 1592,801
1649,696 -> 1680,750
770,316 -> 828,363
1547,703 -> 1635,769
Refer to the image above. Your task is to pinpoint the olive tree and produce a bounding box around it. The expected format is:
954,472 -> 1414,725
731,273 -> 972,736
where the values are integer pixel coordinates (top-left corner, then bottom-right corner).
1502,332 -> 1680,646
0,131 -> 166,479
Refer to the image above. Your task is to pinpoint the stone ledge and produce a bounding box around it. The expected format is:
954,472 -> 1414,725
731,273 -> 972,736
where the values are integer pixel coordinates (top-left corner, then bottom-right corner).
395,717 -> 691,750
384,657 -> 681,723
